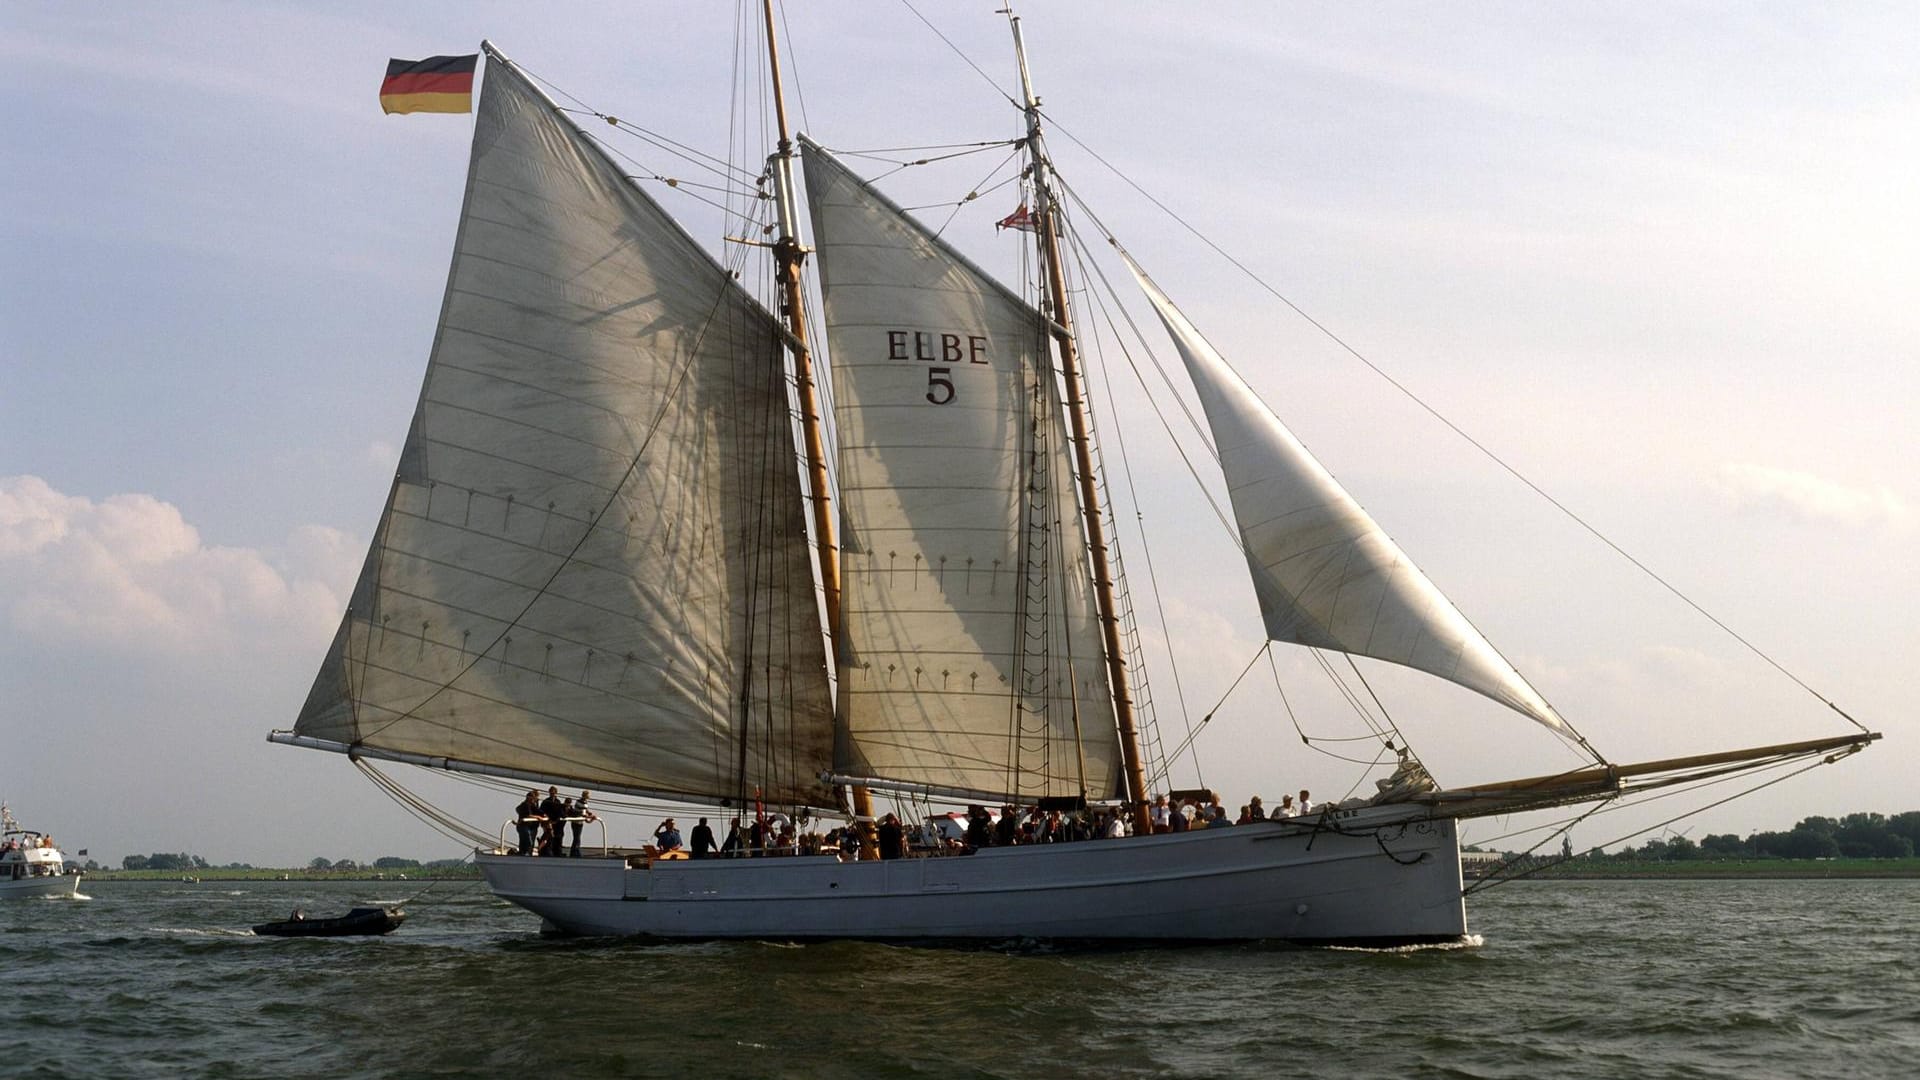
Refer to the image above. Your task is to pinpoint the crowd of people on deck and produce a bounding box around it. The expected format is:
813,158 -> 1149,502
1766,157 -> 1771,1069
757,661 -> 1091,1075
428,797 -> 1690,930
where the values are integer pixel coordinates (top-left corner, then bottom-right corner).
1148,789 -> 1316,832
517,785 -> 1327,864
511,777 -> 1340,863
512,786 -> 597,857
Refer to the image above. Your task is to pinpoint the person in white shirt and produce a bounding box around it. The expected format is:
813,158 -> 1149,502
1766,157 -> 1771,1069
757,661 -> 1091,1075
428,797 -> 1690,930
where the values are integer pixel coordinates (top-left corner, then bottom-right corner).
1297,789 -> 1313,815
1149,795 -> 1171,834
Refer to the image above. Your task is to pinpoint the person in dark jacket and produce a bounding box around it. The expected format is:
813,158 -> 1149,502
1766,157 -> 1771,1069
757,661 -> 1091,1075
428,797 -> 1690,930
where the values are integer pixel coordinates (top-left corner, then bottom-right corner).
994,805 -> 1019,847
690,817 -> 717,859
514,790 -> 541,855
720,816 -> 743,856
877,813 -> 907,860
539,787 -> 566,856
964,805 -> 992,849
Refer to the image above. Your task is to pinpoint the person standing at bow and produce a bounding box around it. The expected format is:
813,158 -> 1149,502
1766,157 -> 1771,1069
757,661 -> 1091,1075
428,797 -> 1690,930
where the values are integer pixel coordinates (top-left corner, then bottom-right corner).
653,817 -> 683,853
569,792 -> 596,857
876,813 -> 907,860
690,817 -> 716,859
539,787 -> 566,856
514,790 -> 541,855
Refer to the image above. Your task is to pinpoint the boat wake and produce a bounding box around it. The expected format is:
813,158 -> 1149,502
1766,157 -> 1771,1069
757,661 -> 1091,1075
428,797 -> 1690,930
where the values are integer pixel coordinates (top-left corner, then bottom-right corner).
1323,933 -> 1484,954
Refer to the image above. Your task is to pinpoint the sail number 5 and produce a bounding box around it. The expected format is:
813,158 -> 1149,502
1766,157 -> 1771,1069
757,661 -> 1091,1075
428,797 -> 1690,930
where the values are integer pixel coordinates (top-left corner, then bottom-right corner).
887,329 -> 988,405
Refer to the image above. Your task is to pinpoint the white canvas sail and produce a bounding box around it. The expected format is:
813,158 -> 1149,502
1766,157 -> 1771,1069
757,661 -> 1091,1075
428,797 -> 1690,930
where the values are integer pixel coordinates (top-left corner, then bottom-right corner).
799,136 -> 1122,800
292,51 -> 836,807
1124,257 -> 1568,734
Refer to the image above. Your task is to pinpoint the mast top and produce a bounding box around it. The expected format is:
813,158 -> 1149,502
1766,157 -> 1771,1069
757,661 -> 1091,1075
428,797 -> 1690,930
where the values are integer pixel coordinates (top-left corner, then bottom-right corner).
1005,6 -> 1041,114
760,0 -> 797,153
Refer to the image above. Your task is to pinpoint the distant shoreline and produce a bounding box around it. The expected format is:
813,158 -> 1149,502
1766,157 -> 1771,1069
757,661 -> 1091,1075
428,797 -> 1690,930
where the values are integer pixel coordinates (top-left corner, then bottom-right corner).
1525,870 -> 1920,880
1485,856 -> 1920,881
84,868 -> 482,883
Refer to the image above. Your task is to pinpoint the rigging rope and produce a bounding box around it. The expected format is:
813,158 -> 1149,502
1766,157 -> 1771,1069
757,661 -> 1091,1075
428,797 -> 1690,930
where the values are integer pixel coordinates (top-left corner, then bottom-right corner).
550,106 -> 757,182
842,139 -> 1024,181
836,138 -> 1022,158
1308,651 -> 1390,740
1148,643 -> 1272,781
1342,655 -> 1412,760
924,146 -> 1027,237
354,758 -> 497,850
1459,798 -> 1614,895
895,0 -> 1022,110
386,864 -> 485,911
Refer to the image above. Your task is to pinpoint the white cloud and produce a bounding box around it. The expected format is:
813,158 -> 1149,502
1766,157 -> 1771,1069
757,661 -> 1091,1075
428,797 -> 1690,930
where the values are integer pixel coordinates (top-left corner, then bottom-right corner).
0,475 -> 357,656
1713,463 -> 1910,529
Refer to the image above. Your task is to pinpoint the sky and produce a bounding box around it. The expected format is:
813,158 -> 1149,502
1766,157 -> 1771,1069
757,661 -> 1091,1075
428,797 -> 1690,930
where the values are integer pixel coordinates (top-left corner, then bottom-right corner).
3,2 -> 1914,867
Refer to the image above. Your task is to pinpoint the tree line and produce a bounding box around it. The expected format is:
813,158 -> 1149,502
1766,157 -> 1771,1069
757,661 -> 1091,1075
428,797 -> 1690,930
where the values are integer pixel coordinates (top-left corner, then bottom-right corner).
116,853 -> 468,871
1604,811 -> 1920,862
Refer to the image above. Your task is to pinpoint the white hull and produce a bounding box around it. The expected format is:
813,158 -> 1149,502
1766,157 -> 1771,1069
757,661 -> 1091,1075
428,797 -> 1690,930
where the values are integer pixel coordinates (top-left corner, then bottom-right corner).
478,807 -> 1466,945
0,874 -> 80,900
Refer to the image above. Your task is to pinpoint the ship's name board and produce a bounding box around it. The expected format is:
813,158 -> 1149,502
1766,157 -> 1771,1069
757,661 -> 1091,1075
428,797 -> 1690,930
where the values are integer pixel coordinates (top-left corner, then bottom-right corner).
885,328 -> 988,406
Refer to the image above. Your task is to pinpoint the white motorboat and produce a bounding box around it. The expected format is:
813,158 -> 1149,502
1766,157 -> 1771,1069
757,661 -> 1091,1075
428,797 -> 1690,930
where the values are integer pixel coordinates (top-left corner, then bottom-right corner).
0,804 -> 80,900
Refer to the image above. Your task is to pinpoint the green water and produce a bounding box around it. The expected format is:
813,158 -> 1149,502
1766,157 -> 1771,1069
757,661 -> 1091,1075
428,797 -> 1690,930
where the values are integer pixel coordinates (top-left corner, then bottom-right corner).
6,878 -> 1916,1078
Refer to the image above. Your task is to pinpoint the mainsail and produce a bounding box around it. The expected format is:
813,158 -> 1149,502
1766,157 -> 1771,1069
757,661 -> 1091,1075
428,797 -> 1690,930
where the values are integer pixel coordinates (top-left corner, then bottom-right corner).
800,137 -> 1123,800
290,50 -> 837,807
1124,257 -> 1569,735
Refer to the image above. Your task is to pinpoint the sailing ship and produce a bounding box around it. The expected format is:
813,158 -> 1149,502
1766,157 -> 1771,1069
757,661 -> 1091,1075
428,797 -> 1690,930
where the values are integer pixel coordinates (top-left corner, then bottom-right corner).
272,9 -> 1877,944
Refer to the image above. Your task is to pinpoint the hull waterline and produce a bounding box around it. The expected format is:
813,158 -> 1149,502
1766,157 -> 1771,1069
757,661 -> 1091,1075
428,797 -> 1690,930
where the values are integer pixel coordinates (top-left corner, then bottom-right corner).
0,875 -> 81,900
478,810 -> 1466,946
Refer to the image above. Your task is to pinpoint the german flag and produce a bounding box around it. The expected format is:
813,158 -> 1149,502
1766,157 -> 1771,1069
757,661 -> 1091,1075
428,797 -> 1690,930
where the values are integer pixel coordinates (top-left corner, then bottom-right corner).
379,54 -> 477,115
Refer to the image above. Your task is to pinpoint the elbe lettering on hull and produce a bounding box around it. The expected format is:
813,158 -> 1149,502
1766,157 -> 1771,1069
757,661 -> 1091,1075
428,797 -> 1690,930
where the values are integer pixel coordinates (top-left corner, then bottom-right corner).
885,329 -> 990,405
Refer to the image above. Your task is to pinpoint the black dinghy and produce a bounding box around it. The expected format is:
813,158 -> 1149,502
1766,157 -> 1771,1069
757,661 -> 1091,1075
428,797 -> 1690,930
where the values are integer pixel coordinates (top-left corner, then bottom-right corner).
253,906 -> 406,937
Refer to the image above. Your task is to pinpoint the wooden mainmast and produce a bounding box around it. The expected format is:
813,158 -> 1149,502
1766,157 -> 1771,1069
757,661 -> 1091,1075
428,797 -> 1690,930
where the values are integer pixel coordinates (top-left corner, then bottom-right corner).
1007,10 -> 1153,828
759,1 -> 878,848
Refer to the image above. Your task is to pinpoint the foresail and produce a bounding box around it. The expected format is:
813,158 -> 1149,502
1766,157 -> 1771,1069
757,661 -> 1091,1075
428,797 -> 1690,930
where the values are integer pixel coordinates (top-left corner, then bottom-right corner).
799,136 -> 1122,801
1124,258 -> 1568,735
292,50 -> 836,807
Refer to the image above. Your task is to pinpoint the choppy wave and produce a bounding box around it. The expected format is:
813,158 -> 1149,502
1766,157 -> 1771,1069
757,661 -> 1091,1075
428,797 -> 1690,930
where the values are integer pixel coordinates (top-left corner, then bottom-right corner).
5,878 -> 1918,1079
